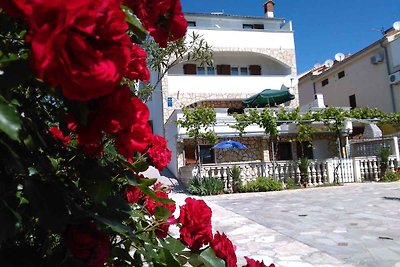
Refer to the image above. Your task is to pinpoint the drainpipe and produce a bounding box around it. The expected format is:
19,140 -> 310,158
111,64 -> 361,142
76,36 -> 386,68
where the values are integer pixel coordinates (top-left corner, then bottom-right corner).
380,39 -> 397,112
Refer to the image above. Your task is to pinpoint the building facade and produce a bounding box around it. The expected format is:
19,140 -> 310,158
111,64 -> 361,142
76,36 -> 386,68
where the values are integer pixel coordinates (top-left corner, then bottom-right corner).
298,27 -> 400,114
146,2 -> 300,178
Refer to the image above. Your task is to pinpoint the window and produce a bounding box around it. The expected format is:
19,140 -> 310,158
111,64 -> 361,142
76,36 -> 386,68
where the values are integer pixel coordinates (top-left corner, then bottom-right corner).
240,67 -> 248,75
277,142 -> 292,160
187,21 -> 196,27
296,142 -> 313,159
231,67 -> 239,75
249,65 -> 261,75
338,71 -> 345,79
183,64 -> 197,74
216,65 -> 231,75
321,78 -> 329,86
196,66 -> 206,75
242,23 -> 264,29
227,108 -> 244,116
200,145 -> 215,164
207,67 -> 215,75
349,94 -> 356,109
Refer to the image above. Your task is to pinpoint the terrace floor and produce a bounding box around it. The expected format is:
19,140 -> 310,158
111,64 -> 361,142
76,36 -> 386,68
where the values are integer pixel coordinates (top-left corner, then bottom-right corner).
172,182 -> 400,267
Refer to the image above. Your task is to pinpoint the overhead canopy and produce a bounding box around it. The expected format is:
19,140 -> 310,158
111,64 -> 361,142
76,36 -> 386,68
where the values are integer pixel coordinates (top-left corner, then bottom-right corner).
242,89 -> 295,108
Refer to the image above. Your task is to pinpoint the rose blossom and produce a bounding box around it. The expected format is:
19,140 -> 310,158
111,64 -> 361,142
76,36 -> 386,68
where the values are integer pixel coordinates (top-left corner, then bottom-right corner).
125,185 -> 143,204
243,257 -> 275,267
25,0 -> 141,101
178,198 -> 213,251
146,134 -> 172,171
64,222 -> 110,267
126,0 -> 187,47
210,232 -> 237,267
49,126 -> 70,146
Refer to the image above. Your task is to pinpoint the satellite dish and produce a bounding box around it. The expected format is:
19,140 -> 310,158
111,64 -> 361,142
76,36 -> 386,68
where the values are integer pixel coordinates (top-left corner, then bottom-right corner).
283,74 -> 298,88
335,53 -> 345,62
394,21 -> 400,31
313,63 -> 321,69
324,59 -> 334,68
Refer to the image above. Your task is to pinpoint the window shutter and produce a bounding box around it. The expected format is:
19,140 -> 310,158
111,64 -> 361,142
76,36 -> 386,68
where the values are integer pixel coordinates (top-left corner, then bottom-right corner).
217,64 -> 231,75
183,64 -> 197,74
249,65 -> 261,75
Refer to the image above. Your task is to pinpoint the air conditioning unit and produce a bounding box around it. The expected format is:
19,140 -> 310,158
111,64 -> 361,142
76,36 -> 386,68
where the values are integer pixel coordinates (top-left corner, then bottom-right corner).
370,53 -> 384,64
389,71 -> 400,85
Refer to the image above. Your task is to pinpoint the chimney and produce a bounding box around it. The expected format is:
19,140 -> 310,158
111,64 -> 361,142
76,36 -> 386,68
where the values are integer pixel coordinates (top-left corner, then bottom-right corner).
263,0 -> 275,18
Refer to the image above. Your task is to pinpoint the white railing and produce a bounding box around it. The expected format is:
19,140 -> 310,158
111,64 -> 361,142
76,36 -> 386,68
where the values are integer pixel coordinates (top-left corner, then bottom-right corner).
186,156 -> 399,192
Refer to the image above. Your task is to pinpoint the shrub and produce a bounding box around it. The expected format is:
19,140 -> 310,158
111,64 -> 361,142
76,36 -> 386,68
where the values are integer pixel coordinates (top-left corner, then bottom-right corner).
380,171 -> 400,182
188,176 -> 225,196
240,177 -> 282,193
379,147 -> 391,178
285,178 -> 301,189
298,157 -> 310,187
229,166 -> 242,193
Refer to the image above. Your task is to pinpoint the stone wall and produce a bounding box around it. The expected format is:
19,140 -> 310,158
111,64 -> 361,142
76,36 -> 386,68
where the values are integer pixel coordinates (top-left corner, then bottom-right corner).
215,137 -> 265,163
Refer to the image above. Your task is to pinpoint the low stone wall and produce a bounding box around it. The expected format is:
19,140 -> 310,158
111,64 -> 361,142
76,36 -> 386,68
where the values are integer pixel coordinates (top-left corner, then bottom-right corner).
215,137 -> 265,163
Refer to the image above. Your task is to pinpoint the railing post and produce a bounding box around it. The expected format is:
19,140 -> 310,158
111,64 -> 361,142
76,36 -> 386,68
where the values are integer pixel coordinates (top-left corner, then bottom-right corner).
353,158 -> 361,182
326,159 -> 335,184
392,137 -> 400,165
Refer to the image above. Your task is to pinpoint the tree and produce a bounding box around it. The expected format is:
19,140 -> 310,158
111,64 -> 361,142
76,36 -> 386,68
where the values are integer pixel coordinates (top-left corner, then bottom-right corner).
177,107 -> 218,174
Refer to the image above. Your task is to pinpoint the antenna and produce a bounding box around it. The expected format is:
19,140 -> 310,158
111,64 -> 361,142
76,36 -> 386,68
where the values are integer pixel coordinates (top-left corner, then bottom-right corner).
394,21 -> 400,31
313,63 -> 321,69
335,53 -> 345,62
324,59 -> 334,68
283,74 -> 298,89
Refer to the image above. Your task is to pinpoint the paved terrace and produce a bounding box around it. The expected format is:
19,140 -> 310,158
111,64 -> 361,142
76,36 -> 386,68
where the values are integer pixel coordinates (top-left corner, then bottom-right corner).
171,183 -> 400,267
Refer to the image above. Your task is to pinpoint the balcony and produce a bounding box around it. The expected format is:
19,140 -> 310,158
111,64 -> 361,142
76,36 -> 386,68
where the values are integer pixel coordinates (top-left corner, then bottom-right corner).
167,75 -> 287,96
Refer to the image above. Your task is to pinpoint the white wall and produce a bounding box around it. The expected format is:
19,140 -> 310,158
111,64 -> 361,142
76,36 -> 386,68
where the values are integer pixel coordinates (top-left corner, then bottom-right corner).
299,47 -> 394,113
188,28 -> 295,50
185,15 -> 287,31
167,75 -> 287,95
388,37 -> 400,71
165,112 -> 179,177
146,72 -> 164,136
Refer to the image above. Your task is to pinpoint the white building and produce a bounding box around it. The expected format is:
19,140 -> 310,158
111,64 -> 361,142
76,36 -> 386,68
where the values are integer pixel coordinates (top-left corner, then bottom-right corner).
298,26 -> 400,114
147,1 -> 300,178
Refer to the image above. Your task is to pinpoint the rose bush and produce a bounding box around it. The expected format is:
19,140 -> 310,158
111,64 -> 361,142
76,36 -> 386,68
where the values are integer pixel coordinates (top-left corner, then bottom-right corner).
0,1 -> 275,266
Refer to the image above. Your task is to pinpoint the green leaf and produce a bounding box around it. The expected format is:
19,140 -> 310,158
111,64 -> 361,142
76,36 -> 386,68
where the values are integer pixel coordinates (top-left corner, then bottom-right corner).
95,216 -> 133,237
87,178 -> 112,203
154,206 -> 171,220
137,185 -> 175,205
160,237 -> 187,254
110,247 -> 133,264
121,5 -> 148,41
0,102 -> 21,141
199,248 -> 225,267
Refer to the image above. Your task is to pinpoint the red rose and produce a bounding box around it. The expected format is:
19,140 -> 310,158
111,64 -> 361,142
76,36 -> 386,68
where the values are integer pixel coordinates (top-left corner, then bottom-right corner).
210,232 -> 237,267
125,44 -> 150,82
127,0 -> 187,47
145,188 -> 175,216
27,0 -> 134,101
243,257 -> 275,267
125,185 -> 143,204
0,0 -> 32,19
156,216 -> 178,238
64,222 -> 110,267
49,126 -> 70,146
178,198 -> 212,251
146,134 -> 172,170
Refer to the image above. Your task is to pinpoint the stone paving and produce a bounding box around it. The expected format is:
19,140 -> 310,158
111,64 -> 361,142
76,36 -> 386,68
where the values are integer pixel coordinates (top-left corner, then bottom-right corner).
171,182 -> 400,267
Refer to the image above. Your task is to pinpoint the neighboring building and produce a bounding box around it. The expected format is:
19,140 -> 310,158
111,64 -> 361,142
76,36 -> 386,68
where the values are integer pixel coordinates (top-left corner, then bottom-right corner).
146,1 -> 300,178
298,26 -> 400,114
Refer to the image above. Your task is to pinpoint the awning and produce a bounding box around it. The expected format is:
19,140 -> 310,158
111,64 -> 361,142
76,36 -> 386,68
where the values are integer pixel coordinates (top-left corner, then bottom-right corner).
242,89 -> 295,108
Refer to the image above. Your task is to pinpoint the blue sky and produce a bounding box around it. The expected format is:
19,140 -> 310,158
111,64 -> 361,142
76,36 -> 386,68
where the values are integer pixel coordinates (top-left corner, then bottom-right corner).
180,0 -> 400,74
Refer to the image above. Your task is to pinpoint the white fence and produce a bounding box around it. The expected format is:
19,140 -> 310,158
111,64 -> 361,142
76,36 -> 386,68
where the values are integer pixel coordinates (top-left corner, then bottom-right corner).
191,156 -> 398,192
